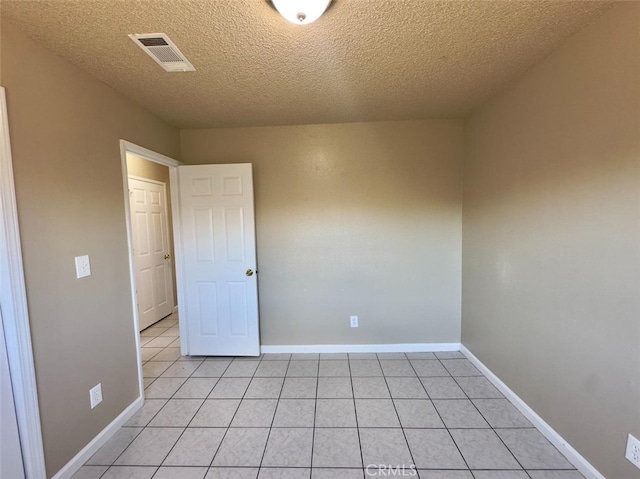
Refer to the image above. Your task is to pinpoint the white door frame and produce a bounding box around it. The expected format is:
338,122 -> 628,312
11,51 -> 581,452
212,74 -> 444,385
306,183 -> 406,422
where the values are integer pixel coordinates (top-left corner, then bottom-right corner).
0,86 -> 47,477
127,175 -> 176,330
119,140 -> 182,397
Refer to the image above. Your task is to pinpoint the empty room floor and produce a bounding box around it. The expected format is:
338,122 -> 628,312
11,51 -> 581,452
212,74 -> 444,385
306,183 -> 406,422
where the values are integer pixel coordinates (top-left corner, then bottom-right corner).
74,313 -> 585,479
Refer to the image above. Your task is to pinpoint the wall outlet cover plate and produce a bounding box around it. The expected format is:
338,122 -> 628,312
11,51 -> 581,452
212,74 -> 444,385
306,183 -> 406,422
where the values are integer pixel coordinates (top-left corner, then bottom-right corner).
626,434 -> 640,469
90,383 -> 102,409
75,255 -> 91,279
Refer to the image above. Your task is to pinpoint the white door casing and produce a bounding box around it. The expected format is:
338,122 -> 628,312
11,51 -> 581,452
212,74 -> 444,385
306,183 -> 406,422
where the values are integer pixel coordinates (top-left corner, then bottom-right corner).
121,140 -> 181,400
0,86 -> 46,478
128,177 -> 174,330
0,308 -> 26,479
175,164 -> 260,356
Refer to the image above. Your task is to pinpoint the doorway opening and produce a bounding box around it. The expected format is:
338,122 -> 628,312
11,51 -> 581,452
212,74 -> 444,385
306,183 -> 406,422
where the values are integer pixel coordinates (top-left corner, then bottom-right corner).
119,140 -> 182,398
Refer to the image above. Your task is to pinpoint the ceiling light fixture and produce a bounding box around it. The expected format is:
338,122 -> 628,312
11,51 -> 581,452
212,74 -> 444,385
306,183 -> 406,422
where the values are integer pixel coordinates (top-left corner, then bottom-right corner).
271,0 -> 332,25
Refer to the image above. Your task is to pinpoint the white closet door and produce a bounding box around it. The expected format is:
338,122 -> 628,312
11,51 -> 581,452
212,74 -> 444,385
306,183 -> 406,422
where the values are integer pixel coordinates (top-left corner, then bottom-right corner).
129,177 -> 174,330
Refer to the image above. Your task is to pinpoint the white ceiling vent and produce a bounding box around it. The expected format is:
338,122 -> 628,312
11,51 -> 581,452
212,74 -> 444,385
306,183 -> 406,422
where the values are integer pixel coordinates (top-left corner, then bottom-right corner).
128,33 -> 195,72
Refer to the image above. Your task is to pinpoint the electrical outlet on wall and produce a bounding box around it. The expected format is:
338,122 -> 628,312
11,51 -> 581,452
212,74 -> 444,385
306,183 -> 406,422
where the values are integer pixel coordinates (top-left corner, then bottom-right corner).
626,434 -> 640,469
75,255 -> 91,279
350,315 -> 358,328
90,383 -> 103,409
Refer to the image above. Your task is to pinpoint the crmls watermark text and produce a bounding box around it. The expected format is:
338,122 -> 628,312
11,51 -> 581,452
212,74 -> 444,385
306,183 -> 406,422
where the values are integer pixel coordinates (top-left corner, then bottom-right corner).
365,464 -> 418,477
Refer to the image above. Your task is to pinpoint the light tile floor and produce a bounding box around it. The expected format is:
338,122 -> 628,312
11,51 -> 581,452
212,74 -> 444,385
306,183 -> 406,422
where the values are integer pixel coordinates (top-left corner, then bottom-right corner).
74,313 -> 585,479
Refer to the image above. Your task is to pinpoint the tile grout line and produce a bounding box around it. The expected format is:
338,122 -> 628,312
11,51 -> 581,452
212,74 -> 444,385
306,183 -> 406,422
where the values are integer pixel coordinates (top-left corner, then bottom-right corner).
308,356 -> 320,477
210,354 -> 263,471
347,355 -> 366,476
376,352 -> 421,476
447,363 -> 495,479
427,355 -> 474,474
256,353 -> 292,473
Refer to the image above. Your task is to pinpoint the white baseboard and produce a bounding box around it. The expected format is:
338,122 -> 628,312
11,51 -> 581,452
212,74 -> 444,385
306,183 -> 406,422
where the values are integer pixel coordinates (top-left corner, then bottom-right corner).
51,395 -> 144,479
261,342 -> 461,354
460,345 -> 605,479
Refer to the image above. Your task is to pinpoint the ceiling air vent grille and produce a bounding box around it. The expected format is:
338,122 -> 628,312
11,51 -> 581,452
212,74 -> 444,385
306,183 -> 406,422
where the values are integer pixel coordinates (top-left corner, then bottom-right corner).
129,33 -> 195,73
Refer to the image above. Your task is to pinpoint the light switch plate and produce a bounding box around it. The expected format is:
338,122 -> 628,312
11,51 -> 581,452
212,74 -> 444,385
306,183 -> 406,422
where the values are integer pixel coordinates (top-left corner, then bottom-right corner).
75,255 -> 91,278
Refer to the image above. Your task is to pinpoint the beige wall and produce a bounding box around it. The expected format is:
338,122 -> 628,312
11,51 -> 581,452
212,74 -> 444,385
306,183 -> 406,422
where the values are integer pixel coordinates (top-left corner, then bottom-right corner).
3,2 -> 635,478
461,4 -> 640,478
181,120 -> 463,345
1,21 -> 180,477
126,153 -> 178,309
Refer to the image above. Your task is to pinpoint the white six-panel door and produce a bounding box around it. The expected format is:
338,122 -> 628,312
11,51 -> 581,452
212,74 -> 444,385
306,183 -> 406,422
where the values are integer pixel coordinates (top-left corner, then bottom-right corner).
129,177 -> 174,330
176,164 -> 259,356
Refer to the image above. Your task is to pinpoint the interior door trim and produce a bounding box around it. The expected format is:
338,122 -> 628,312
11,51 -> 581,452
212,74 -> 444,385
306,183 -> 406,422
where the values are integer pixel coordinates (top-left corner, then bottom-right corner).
0,86 -> 47,478
119,140 -> 182,399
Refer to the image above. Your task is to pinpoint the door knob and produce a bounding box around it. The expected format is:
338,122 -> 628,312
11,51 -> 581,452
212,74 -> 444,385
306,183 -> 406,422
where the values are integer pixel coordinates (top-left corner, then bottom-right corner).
164,254 -> 171,260
246,269 -> 254,277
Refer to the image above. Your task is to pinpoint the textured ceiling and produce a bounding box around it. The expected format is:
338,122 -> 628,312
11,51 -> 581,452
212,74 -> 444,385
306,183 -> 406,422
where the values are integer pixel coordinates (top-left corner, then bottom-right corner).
1,0 -> 613,128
